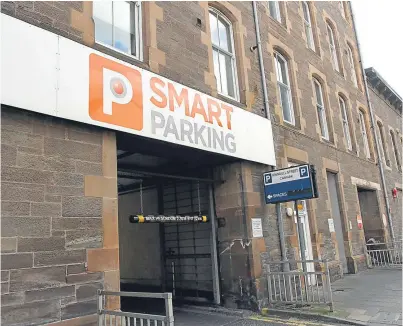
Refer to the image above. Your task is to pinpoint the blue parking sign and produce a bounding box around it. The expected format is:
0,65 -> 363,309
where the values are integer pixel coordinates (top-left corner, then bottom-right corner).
263,164 -> 317,204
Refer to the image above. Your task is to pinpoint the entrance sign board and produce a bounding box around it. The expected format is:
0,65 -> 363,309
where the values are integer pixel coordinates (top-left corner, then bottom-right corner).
1,14 -> 276,166
263,164 -> 318,204
129,215 -> 208,223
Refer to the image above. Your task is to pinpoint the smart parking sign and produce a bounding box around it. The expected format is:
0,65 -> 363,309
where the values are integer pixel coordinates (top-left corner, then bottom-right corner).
263,164 -> 318,204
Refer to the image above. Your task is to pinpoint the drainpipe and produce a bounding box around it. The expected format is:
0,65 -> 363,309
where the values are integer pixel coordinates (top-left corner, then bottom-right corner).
350,3 -> 395,242
252,1 -> 270,122
252,2 -> 288,269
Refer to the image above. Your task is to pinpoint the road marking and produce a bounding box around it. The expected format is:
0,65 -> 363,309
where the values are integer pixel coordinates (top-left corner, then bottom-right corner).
249,315 -> 335,326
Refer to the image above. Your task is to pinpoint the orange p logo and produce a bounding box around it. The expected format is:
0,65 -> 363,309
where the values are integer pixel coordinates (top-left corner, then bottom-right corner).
89,53 -> 143,130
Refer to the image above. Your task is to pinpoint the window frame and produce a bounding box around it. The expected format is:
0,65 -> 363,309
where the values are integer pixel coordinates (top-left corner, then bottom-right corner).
209,7 -> 240,102
358,110 -> 371,159
93,1 -> 143,61
390,130 -> 401,170
274,52 -> 295,125
313,78 -> 329,140
339,96 -> 352,150
339,1 -> 346,18
326,23 -> 339,72
377,122 -> 390,167
268,1 -> 282,23
302,2 -> 315,51
347,44 -> 358,88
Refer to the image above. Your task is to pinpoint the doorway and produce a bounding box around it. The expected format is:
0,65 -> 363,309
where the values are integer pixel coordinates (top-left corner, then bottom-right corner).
297,199 -> 316,285
288,163 -> 315,282
116,131 -> 232,310
357,188 -> 384,242
326,172 -> 348,274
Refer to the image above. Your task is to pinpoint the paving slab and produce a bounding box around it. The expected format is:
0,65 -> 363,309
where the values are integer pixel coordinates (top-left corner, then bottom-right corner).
331,268 -> 402,325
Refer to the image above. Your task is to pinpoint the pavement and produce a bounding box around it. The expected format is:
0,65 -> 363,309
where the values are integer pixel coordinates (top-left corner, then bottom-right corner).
331,268 -> 402,325
173,268 -> 402,326
122,268 -> 401,325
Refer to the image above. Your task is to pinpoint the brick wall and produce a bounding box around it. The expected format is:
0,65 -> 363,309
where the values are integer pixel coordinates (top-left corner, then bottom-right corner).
1,107 -> 119,325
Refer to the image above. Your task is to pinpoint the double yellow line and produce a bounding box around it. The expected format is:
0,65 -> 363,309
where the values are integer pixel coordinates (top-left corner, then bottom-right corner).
249,315 -> 335,326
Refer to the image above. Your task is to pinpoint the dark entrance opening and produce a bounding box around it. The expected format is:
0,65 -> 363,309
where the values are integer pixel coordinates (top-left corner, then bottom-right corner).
116,131 -> 236,314
357,187 -> 384,242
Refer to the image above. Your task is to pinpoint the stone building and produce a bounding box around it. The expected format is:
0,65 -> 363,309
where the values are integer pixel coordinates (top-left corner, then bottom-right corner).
0,1 -> 401,325
365,67 -> 402,241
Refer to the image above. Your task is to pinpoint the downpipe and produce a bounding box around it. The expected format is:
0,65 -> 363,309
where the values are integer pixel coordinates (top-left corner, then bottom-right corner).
252,1 -> 288,269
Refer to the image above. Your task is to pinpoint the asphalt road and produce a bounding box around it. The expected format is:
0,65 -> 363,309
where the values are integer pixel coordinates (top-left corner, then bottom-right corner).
174,311 -> 347,326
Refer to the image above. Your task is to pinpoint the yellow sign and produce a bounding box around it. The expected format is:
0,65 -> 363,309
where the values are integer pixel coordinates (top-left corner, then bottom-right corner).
129,215 -> 208,223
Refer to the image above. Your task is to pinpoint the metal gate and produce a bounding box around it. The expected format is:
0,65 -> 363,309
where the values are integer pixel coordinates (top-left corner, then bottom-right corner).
162,181 -> 214,302
366,240 -> 402,268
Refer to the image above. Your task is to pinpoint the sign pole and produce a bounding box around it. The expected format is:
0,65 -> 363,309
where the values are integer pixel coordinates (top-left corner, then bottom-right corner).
295,200 -> 307,272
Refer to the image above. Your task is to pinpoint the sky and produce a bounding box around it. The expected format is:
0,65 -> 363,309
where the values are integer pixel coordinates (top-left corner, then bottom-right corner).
352,0 -> 403,96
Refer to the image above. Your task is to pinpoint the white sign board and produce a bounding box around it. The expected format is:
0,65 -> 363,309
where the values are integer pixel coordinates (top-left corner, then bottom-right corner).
251,218 -> 263,238
264,165 -> 310,186
328,218 -> 335,233
0,14 -> 276,166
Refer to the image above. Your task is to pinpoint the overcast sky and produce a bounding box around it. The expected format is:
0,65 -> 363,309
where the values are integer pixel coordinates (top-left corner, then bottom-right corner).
352,0 -> 403,96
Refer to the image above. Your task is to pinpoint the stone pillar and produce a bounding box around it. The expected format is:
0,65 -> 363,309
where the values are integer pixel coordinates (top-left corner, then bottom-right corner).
214,162 -> 269,311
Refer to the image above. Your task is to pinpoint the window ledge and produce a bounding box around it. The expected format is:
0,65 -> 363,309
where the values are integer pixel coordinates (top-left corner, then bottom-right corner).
217,93 -> 245,109
268,16 -> 288,31
284,120 -> 301,130
93,42 -> 146,69
321,137 -> 336,147
334,69 -> 345,79
307,47 -> 321,59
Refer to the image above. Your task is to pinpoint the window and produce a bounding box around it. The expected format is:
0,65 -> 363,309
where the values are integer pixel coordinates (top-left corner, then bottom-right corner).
93,1 -> 142,60
269,1 -> 282,23
313,79 -> 329,140
377,122 -> 390,166
274,52 -> 295,125
327,23 -> 339,72
359,110 -> 370,159
390,130 -> 401,170
347,45 -> 358,88
302,2 -> 315,50
339,1 -> 346,18
339,96 -> 352,150
209,8 -> 239,100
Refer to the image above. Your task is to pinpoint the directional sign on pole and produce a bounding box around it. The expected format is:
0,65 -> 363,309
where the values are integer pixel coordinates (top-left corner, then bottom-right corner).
263,164 -> 317,204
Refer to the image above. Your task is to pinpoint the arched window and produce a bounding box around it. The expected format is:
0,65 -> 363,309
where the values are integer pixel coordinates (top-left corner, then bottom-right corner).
274,52 -> 294,124
302,2 -> 315,50
313,78 -> 329,140
339,96 -> 352,150
269,1 -> 282,23
326,23 -> 340,72
377,121 -> 390,166
390,130 -> 401,170
358,109 -> 371,159
347,44 -> 358,88
209,8 -> 239,100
